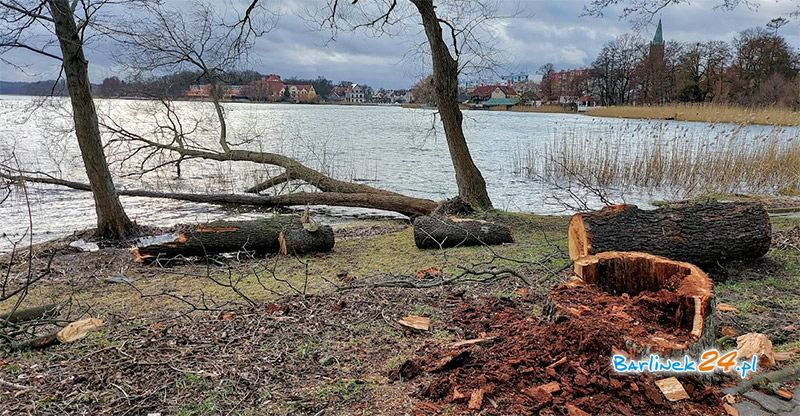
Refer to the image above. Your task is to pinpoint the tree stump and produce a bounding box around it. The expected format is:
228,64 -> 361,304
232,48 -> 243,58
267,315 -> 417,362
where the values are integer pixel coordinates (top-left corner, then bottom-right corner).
132,217 -> 334,262
568,202 -> 771,266
546,251 -> 715,357
413,215 -> 513,249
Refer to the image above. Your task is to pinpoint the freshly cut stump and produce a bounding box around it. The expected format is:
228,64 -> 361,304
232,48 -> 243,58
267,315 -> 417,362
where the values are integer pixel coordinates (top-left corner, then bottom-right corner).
413,215 -> 513,249
568,202 -> 771,266
133,217 -> 334,262
547,251 -> 715,356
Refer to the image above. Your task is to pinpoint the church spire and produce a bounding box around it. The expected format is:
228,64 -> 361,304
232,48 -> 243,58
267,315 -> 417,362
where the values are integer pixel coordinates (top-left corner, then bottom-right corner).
652,19 -> 664,45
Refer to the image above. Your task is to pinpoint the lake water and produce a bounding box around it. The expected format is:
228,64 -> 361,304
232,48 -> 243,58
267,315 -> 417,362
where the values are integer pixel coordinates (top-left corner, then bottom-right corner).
0,95 -> 795,253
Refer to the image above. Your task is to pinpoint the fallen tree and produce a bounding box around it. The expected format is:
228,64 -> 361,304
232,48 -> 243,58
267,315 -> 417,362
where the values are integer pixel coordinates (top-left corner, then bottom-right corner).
0,172 -> 438,218
548,251 -> 715,356
568,202 -> 771,266
413,215 -> 513,249
132,217 -> 334,262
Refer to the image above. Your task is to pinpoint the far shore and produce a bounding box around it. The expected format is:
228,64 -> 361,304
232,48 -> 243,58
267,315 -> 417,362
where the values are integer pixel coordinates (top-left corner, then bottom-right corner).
585,103 -> 800,127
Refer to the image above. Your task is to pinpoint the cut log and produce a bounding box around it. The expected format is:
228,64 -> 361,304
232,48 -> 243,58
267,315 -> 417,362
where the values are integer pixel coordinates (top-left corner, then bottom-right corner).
132,216 -> 334,262
413,215 -> 513,249
11,317 -> 103,350
547,252 -> 715,356
568,202 -> 771,266
0,304 -> 57,326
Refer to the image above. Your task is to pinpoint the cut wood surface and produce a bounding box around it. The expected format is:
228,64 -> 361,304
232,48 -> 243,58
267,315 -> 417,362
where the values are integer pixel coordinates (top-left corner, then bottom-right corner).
568,202 -> 771,266
11,317 -> 103,350
549,252 -> 715,355
413,215 -> 513,249
736,333 -> 775,369
132,216 -> 334,261
655,377 -> 689,402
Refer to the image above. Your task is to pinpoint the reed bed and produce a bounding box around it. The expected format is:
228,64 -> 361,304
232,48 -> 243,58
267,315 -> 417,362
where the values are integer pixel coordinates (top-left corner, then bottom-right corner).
513,127 -> 800,197
586,103 -> 800,127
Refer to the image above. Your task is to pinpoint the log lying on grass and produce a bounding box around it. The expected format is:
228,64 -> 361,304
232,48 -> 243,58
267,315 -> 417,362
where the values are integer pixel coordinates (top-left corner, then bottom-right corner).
132,217 -> 334,262
11,317 -> 103,350
412,216 -> 513,249
568,202 -> 771,266
0,304 -> 57,326
546,251 -> 715,355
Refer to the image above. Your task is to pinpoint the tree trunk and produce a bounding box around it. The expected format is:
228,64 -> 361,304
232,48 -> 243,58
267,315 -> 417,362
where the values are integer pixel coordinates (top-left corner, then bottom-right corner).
48,0 -> 134,239
413,215 -> 513,249
547,251 -> 715,356
0,172 -> 438,218
410,0 -> 493,210
132,217 -> 334,262
568,202 -> 771,267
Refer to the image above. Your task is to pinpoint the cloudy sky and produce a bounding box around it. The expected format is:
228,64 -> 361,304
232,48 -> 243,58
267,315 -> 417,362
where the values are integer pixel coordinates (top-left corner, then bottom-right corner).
1,0 -> 798,89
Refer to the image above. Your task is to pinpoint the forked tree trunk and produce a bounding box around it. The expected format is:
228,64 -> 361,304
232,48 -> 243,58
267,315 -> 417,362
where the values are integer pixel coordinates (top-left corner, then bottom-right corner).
547,251 -> 715,356
568,203 -> 771,266
410,0 -> 493,210
49,0 -> 134,239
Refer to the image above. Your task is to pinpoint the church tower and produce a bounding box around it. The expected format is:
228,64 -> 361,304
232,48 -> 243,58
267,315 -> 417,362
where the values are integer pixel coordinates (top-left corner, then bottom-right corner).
641,19 -> 667,103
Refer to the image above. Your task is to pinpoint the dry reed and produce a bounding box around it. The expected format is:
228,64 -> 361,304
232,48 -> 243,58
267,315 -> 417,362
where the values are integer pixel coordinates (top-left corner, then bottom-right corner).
513,127 -> 800,197
586,103 -> 800,127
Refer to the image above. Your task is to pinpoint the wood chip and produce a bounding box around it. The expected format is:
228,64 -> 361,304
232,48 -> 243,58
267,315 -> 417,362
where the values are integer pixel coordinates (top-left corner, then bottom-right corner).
566,403 -> 590,416
775,388 -> 793,400
717,303 -> 738,312
452,387 -> 467,401
56,318 -> 103,343
540,381 -> 561,394
415,267 -> 442,280
723,403 -> 739,416
449,337 -> 496,348
654,377 -> 689,402
514,287 -> 529,296
721,326 -> 737,336
774,351 -> 796,362
468,388 -> 484,410
546,356 -> 567,369
737,333 -> 775,369
398,315 -> 430,331
723,394 -> 736,404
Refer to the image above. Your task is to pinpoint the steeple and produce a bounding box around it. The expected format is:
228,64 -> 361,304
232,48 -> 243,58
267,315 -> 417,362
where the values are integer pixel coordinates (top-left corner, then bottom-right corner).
652,19 -> 664,45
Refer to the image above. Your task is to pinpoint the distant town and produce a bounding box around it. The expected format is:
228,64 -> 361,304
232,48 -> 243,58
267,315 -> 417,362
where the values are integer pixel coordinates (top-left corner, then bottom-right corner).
2,20 -> 796,112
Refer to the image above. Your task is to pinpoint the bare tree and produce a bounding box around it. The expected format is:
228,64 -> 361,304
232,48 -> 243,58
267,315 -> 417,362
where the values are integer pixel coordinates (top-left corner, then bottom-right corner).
584,0 -> 799,29
309,0 -> 499,210
1,0 -> 135,238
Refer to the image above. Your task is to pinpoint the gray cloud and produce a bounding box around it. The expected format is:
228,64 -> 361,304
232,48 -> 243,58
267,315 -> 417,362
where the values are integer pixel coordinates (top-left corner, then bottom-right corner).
1,0 -> 798,89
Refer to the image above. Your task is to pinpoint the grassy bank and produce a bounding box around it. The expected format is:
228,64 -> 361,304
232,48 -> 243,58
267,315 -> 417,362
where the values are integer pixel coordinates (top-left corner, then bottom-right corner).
1,213 -> 798,414
586,103 -> 800,126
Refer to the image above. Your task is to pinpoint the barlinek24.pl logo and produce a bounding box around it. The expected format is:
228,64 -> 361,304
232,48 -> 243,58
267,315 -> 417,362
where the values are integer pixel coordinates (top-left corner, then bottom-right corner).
612,349 -> 758,378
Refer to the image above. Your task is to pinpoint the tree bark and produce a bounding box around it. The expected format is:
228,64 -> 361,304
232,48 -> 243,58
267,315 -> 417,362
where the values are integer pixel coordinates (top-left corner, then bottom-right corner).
413,215 -> 513,249
132,217 -> 334,262
0,304 -> 57,326
48,0 -> 134,239
410,0 -> 493,210
568,202 -> 771,266
0,172 -> 438,218
547,251 -> 715,356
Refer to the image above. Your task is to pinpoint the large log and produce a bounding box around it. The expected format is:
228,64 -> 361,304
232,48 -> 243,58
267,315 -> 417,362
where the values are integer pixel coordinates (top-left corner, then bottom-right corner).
413,215 -> 513,249
132,217 -> 334,262
546,251 -> 715,356
568,202 -> 771,266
